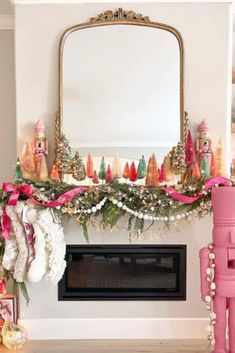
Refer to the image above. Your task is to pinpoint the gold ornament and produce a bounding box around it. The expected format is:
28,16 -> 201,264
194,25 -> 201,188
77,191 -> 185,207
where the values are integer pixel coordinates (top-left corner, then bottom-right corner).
2,321 -> 27,350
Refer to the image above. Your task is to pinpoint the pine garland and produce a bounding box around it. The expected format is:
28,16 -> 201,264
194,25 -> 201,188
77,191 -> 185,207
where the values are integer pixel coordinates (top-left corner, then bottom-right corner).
0,177 -> 231,302
0,177 -> 214,239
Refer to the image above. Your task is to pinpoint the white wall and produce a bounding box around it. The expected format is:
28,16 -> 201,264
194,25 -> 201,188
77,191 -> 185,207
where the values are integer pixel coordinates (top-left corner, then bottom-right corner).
0,30 -> 16,183
14,2 -> 231,338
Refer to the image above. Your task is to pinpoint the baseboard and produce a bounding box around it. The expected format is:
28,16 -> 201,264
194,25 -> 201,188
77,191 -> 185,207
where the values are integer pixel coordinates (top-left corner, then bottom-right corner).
19,318 -> 208,340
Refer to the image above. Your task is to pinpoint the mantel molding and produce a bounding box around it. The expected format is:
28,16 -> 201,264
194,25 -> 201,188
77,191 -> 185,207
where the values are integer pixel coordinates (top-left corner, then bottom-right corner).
9,0 -> 234,4
0,15 -> 14,30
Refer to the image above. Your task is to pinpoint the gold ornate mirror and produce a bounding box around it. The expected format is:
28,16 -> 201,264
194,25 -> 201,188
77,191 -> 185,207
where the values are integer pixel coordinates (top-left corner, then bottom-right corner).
56,8 -> 185,184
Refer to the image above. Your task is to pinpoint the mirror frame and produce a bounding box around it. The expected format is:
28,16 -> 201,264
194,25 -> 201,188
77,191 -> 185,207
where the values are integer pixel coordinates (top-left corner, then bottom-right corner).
56,8 -> 186,153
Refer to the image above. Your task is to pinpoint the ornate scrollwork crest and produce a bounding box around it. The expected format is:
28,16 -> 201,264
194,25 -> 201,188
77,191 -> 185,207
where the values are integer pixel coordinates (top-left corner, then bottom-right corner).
90,8 -> 150,24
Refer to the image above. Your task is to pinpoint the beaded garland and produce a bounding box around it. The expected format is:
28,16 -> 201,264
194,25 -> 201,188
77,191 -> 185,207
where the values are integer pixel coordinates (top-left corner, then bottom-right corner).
204,242 -> 216,350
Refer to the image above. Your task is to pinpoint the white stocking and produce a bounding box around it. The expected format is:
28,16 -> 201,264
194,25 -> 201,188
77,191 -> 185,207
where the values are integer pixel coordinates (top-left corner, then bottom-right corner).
6,203 -> 29,282
38,209 -> 66,284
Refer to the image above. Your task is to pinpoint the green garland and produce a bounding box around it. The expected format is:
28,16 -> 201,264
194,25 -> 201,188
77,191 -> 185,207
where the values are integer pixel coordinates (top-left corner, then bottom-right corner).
0,177 -> 229,302
0,179 -> 220,303
1,177 -> 212,239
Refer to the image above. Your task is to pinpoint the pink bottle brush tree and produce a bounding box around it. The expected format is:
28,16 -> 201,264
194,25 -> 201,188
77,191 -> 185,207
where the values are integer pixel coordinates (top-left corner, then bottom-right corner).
185,130 -> 196,166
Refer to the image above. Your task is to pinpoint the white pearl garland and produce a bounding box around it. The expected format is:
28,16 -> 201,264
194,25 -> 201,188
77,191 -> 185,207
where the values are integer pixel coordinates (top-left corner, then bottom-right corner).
69,197 -> 108,215
61,194 -> 210,226
110,198 -> 193,222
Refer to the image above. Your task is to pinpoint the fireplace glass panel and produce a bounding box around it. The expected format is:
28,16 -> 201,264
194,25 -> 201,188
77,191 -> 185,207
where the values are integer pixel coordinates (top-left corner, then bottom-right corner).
58,245 -> 186,300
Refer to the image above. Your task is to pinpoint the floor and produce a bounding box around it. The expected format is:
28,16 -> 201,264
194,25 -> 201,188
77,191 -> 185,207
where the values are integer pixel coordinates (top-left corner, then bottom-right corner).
0,340 -> 208,353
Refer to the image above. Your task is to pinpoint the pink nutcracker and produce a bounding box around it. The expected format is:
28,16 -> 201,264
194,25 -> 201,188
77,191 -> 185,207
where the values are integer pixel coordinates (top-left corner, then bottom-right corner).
200,187 -> 235,353
196,119 -> 212,168
34,120 -> 49,181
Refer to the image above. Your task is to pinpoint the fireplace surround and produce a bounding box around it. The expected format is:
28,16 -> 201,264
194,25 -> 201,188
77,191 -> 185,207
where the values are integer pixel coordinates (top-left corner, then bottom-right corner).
58,245 -> 186,301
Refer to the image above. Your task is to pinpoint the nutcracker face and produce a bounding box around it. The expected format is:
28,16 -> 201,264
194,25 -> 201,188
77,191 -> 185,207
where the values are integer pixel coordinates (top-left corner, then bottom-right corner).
198,137 -> 211,153
227,247 -> 235,269
213,228 -> 235,273
199,130 -> 209,139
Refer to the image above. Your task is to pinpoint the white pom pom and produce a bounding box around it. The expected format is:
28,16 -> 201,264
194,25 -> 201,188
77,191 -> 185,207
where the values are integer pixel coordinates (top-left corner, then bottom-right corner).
209,253 -> 215,260
117,202 -> 123,208
91,206 -> 97,213
210,312 -> 216,320
210,282 -> 216,290
205,295 -> 211,303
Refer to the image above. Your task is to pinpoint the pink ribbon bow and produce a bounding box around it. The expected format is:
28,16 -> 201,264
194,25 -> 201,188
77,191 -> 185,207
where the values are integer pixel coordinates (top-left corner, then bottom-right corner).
2,183 -> 34,206
1,183 -> 35,240
1,182 -> 87,239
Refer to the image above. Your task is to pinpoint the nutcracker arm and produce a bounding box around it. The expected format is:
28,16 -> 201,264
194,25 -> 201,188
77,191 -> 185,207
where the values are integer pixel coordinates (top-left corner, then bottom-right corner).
199,247 -> 210,300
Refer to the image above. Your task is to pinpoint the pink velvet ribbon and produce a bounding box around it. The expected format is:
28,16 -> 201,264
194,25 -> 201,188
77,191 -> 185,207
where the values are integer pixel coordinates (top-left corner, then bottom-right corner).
32,186 -> 87,208
1,208 -> 11,240
0,278 -> 7,295
164,176 -> 232,204
1,182 -> 87,239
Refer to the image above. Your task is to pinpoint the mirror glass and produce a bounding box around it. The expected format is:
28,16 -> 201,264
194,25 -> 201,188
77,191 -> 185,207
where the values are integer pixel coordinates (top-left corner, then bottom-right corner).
62,24 -> 181,183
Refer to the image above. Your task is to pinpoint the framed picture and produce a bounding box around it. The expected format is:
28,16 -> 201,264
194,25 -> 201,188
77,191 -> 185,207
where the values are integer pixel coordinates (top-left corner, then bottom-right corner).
0,295 -> 18,329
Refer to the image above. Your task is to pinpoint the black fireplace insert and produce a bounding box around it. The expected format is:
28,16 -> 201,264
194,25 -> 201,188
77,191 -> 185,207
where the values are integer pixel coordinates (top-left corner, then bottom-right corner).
58,245 -> 186,301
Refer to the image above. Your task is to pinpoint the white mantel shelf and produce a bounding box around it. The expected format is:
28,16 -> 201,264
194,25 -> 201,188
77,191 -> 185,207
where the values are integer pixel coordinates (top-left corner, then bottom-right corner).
9,0 -> 235,4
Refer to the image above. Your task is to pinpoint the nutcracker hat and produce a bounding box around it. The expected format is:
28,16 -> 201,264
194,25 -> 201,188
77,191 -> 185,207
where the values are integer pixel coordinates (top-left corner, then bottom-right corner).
35,119 -> 45,134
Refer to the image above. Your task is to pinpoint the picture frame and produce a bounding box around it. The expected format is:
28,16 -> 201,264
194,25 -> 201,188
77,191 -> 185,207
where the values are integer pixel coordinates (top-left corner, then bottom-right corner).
0,295 -> 18,329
